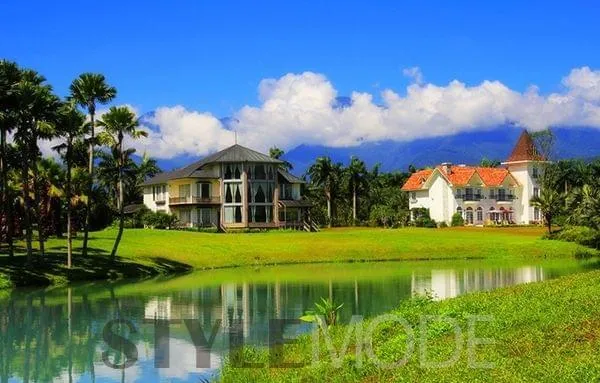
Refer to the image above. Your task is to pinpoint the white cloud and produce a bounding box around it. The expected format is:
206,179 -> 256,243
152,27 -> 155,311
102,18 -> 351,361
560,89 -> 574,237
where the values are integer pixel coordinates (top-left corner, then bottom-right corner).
402,66 -> 424,85
124,67 -> 600,158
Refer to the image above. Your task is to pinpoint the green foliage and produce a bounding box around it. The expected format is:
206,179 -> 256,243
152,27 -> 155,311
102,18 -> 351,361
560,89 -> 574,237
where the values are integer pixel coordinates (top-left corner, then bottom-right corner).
142,211 -> 178,229
412,208 -> 437,228
451,212 -> 465,227
299,297 -> 344,328
554,226 -> 600,249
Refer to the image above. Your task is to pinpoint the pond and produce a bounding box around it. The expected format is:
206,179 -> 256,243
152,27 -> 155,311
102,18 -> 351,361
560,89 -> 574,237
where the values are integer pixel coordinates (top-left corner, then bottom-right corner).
0,258 -> 597,382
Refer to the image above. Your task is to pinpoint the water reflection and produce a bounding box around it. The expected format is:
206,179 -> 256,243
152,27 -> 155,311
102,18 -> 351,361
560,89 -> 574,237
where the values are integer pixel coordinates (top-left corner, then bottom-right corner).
0,261 -> 593,382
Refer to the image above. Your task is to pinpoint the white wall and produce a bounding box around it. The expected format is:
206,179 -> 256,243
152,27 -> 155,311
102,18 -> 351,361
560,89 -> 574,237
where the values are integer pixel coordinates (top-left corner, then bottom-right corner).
143,184 -> 169,213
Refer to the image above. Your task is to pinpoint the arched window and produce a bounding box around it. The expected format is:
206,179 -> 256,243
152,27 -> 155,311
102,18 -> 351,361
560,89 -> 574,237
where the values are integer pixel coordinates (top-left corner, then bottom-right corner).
476,207 -> 483,222
465,207 -> 474,225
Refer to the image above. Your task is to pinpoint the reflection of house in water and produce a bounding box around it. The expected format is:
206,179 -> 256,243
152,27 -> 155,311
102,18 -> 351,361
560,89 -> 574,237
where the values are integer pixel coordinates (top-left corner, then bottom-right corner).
412,266 -> 545,300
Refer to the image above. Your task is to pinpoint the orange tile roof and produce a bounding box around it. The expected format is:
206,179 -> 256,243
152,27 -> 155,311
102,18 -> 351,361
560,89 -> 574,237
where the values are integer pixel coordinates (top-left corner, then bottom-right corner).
506,131 -> 545,162
401,169 -> 433,191
401,166 -> 517,190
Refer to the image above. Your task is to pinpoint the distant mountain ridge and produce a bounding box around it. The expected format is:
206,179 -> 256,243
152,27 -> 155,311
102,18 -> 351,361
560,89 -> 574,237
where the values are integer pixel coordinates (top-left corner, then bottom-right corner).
138,112 -> 600,175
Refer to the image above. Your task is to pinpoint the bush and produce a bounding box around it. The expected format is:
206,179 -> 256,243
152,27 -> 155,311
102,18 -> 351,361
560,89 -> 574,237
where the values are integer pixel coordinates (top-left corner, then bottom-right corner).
438,221 -> 449,228
555,226 -> 600,249
451,212 -> 464,227
143,211 -> 179,229
411,208 -> 437,228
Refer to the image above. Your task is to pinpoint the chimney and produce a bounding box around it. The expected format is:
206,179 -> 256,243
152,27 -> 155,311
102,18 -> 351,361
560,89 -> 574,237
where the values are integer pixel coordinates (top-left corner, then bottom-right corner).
441,162 -> 453,175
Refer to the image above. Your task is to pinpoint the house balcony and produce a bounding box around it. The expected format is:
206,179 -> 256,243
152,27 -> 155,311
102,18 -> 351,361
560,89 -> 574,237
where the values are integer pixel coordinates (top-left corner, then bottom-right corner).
169,196 -> 221,205
455,194 -> 484,203
494,195 -> 517,204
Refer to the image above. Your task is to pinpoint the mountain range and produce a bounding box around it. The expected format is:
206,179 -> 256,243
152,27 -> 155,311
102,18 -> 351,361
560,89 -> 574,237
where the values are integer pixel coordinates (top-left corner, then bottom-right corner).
139,112 -> 600,175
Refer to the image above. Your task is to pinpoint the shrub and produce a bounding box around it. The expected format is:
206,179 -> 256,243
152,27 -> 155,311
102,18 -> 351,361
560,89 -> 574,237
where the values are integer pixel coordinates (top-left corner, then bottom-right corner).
451,212 -> 465,227
143,211 -> 179,229
438,221 -> 449,228
555,226 -> 600,249
412,208 -> 437,228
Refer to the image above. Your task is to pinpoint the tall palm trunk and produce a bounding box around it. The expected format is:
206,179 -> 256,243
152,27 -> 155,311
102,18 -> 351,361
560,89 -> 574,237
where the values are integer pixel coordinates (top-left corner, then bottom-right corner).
31,146 -> 45,257
66,138 -> 73,268
0,128 -> 12,257
110,136 -> 124,261
352,183 -> 357,225
82,110 -> 95,257
21,157 -> 33,262
326,189 -> 332,228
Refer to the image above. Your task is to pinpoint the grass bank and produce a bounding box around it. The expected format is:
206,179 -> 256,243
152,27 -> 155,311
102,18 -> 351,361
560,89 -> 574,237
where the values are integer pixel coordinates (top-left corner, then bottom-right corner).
220,268 -> 600,382
0,226 -> 595,289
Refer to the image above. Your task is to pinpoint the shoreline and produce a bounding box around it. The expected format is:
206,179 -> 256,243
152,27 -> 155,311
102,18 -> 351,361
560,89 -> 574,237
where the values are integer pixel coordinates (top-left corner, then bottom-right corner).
1,226 -> 596,290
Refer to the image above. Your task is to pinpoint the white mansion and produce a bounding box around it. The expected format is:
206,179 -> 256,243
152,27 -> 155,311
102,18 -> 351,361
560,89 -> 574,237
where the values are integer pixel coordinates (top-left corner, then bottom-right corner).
402,131 -> 546,225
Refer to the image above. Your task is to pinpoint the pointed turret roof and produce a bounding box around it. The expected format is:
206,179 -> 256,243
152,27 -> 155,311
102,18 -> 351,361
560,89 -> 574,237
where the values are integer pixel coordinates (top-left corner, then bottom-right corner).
505,131 -> 545,162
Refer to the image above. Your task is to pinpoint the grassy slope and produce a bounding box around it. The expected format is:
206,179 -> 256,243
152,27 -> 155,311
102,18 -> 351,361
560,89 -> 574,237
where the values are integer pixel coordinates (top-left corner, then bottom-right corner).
220,268 -> 600,382
0,226 -> 594,288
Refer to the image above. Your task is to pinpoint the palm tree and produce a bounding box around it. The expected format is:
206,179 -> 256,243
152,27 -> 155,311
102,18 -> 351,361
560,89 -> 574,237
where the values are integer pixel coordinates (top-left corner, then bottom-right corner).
307,157 -> 342,228
130,153 -> 160,203
567,184 -> 600,230
97,106 -> 147,260
54,103 -> 87,268
12,70 -> 59,260
69,73 -> 116,257
269,146 -> 293,171
97,147 -> 137,208
530,188 -> 563,234
0,60 -> 21,256
346,156 -> 367,225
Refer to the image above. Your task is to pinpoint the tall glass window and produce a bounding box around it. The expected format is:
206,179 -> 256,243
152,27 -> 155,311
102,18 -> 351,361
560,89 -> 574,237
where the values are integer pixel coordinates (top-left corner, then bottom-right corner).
223,163 -> 243,224
248,163 -> 275,223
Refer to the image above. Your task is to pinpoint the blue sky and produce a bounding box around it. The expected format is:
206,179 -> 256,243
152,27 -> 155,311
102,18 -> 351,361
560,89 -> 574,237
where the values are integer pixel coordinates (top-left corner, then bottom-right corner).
3,0 -> 600,160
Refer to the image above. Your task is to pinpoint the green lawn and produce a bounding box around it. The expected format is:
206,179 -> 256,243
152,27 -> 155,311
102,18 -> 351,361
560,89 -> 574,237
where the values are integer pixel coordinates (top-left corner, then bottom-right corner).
220,267 -> 600,382
0,226 -> 595,289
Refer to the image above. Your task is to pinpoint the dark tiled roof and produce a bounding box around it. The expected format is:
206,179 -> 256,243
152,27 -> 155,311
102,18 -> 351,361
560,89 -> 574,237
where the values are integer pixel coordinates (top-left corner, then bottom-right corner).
123,204 -> 146,215
278,169 -> 305,184
143,144 -> 283,186
506,131 -> 545,162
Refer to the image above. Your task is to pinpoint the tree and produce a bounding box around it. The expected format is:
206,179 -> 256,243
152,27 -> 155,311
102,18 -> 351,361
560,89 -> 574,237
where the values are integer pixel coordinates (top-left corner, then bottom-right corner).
269,146 -> 293,171
97,106 -> 146,260
345,156 -> 367,224
480,157 -> 501,168
69,73 -> 116,257
12,70 -> 59,260
130,153 -> 160,204
567,184 -> 600,231
54,102 -> 87,268
531,128 -> 555,161
306,157 -> 342,227
530,188 -> 563,234
0,60 -> 21,256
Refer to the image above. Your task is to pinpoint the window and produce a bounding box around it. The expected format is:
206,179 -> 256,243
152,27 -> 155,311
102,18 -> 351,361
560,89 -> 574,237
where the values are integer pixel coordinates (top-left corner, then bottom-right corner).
498,188 -> 506,201
534,207 -> 541,221
466,207 -> 474,224
224,206 -> 243,223
178,209 -> 191,224
280,184 -> 293,200
197,208 -> 212,226
456,207 -> 463,217
477,207 -> 483,222
179,184 -> 191,198
152,185 -> 166,201
533,187 -> 540,198
411,192 -> 417,200
248,163 -> 275,223
532,167 -> 539,179
489,189 -> 496,199
196,182 -> 211,199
